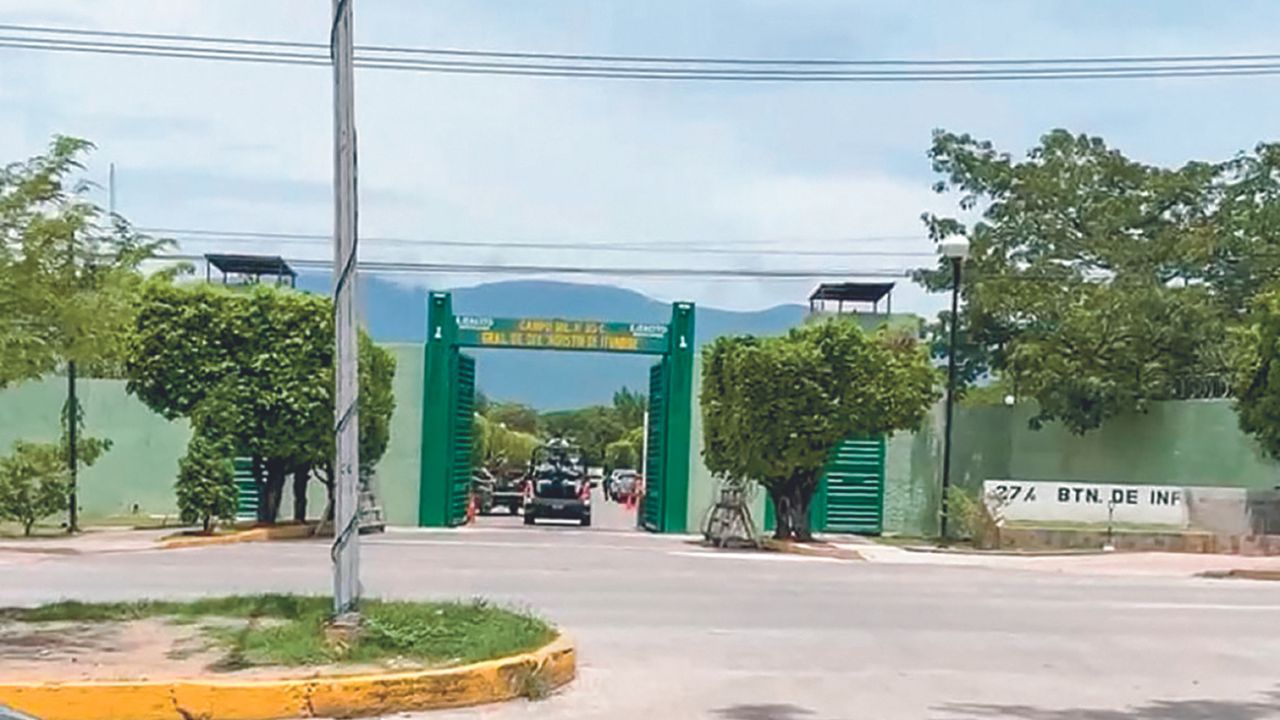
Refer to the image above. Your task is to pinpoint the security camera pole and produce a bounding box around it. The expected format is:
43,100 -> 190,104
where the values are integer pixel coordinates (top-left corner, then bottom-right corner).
331,0 -> 361,616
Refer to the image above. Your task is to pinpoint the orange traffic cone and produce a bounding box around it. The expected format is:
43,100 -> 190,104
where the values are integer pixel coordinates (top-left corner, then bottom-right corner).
467,494 -> 477,524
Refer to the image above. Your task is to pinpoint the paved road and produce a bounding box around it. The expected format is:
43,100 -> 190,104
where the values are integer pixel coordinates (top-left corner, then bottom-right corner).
2,512 -> 1280,719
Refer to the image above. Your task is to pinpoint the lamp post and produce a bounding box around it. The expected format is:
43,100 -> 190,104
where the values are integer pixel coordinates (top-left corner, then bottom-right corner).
938,236 -> 970,540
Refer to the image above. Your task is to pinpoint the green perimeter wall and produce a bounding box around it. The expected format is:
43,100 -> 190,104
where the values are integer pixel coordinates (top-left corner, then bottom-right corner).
686,397 -> 1280,539
0,344 -> 425,526
4,338 -> 1278,534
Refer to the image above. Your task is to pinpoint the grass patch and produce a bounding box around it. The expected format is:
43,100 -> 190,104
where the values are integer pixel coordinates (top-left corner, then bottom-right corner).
3,595 -> 555,668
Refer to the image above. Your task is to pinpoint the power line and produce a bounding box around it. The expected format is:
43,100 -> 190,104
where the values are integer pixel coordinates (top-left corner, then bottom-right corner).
4,22 -> 1279,68
141,226 -> 935,258
3,29 -> 1280,82
152,253 -> 916,279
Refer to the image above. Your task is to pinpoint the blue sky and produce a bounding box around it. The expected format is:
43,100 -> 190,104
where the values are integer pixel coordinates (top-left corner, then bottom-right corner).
3,1 -> 1280,313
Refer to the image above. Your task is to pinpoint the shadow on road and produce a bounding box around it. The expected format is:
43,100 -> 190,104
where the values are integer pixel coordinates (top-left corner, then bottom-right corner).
935,688 -> 1280,720
712,704 -> 831,720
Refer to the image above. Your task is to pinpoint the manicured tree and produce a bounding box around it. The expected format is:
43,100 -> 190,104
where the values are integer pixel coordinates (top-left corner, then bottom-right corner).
126,281 -> 396,524
702,321 -> 937,540
0,441 -> 69,536
175,436 -> 237,534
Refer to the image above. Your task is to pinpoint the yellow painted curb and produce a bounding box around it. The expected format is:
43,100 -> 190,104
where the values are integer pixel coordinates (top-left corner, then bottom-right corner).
0,634 -> 574,720
160,524 -> 316,549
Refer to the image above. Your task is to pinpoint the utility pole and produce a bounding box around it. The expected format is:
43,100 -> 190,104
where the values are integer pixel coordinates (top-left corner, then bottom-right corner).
331,0 -> 361,617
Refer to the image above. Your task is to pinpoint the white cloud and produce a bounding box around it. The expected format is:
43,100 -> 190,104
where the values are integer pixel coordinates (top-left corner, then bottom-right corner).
6,0 -> 1280,314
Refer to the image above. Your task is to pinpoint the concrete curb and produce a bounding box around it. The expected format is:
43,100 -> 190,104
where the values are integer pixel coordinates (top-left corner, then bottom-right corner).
760,538 -> 864,561
0,634 -> 574,720
159,524 -> 316,549
897,545 -> 1108,557
1198,569 -> 1280,582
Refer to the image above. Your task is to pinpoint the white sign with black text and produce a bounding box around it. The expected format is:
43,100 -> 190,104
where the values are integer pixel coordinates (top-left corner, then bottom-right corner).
982,480 -> 1190,527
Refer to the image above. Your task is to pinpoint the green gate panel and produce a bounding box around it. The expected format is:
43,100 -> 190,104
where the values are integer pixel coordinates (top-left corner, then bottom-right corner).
448,352 -> 476,526
642,360 -> 666,532
417,292 -> 695,533
821,436 -> 885,534
233,457 -> 258,523
419,291 -> 458,527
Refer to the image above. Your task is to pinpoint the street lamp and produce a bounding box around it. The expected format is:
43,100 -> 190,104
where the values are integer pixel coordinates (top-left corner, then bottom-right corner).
938,236 -> 970,540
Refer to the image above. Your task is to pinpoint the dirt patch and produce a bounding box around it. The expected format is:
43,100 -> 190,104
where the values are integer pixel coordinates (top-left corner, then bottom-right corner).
0,618 -> 406,682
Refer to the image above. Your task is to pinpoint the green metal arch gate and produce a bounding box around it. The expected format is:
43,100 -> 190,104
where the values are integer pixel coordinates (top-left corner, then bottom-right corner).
418,291 -> 695,532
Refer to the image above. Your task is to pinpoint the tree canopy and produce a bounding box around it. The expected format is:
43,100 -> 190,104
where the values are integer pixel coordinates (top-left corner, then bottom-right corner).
915,128 -> 1277,433
1231,290 -> 1280,460
1,136 -> 167,386
702,320 -> 937,540
126,281 -> 396,523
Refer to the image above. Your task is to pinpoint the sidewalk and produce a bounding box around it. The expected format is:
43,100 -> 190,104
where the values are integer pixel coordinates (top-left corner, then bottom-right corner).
0,528 -> 174,556
832,537 -> 1280,578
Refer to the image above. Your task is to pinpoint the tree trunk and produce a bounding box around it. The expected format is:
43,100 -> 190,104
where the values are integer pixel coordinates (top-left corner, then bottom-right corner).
785,481 -> 815,542
201,513 -> 212,534
23,517 -> 34,536
768,475 -> 817,541
768,485 -> 790,540
252,455 -> 268,523
260,458 -> 287,524
292,465 -> 310,523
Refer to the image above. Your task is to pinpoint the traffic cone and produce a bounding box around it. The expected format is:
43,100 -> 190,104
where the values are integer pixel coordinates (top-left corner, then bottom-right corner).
467,494 -> 477,524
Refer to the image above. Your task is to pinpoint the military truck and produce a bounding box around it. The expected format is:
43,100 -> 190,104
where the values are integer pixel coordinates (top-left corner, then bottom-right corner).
522,438 -> 591,527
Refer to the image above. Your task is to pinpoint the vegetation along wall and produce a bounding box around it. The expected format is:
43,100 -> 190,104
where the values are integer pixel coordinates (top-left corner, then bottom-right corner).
0,344 -> 425,526
2,339 -> 1275,533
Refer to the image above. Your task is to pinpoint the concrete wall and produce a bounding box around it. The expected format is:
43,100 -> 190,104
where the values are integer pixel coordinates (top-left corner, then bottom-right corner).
4,336 -> 1277,536
687,376 -> 1280,539
0,344 -> 426,525
0,375 -> 190,521
877,400 -> 1280,537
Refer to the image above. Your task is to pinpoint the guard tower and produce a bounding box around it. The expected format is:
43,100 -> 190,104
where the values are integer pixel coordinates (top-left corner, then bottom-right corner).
807,281 -> 894,316
203,253 -> 297,287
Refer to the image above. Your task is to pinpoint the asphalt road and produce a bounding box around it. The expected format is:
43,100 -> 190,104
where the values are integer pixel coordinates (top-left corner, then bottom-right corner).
3,500 -> 1280,719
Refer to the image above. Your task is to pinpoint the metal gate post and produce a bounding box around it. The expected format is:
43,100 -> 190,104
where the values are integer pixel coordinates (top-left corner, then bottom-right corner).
419,292 -> 457,527
662,302 -> 695,533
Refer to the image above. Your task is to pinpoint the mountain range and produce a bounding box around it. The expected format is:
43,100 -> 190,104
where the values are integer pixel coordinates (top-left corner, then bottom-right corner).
298,275 -> 806,409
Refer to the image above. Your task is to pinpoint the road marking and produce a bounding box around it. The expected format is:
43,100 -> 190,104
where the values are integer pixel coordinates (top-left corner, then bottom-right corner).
1099,601 -> 1280,612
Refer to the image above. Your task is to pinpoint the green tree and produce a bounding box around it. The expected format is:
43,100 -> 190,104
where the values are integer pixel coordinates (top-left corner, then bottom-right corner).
917,129 -> 1229,433
175,416 -> 238,534
1231,290 -> 1280,460
485,424 -> 539,473
540,406 -> 626,466
604,439 -> 637,471
485,402 -> 540,435
1,136 -> 168,530
126,281 -> 396,524
471,413 -> 492,470
702,321 -> 937,540
0,441 -> 68,535
611,387 -> 647,429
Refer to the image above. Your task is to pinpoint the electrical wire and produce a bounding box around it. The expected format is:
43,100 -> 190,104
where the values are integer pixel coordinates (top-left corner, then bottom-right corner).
138,226 -> 928,250
4,22 -> 1278,68
2,28 -> 1279,82
149,252 -> 916,279
140,226 -> 935,258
